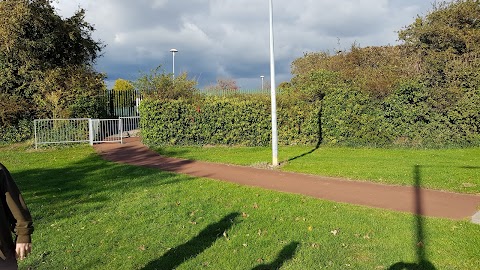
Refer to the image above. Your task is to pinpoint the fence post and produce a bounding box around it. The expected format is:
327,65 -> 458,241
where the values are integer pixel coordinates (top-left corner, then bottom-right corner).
34,120 -> 38,149
89,118 -> 94,146
119,118 -> 123,144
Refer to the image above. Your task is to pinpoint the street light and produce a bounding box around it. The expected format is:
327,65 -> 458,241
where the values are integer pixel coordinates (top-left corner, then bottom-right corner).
260,75 -> 265,91
269,0 -> 278,167
170,48 -> 178,79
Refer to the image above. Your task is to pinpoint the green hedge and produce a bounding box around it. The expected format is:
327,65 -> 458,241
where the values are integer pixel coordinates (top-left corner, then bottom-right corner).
140,83 -> 479,148
381,83 -> 480,147
139,96 -> 321,147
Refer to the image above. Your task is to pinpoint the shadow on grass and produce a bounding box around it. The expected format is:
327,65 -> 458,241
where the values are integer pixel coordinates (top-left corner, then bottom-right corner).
251,241 -> 299,270
287,103 -> 323,163
153,146 -> 193,158
287,146 -> 320,163
12,153 -> 193,221
388,165 -> 436,270
142,212 -> 240,270
460,166 -> 480,169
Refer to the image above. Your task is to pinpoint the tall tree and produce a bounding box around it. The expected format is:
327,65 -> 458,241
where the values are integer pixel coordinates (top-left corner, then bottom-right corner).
113,79 -> 135,91
0,0 -> 105,126
135,66 -> 198,100
398,0 -> 480,110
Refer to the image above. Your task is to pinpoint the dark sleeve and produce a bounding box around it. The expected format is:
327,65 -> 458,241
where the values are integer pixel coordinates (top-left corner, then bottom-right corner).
0,163 -> 34,243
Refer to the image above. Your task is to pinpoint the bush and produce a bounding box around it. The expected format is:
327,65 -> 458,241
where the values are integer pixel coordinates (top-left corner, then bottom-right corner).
139,96 -> 321,147
320,86 -> 392,147
0,119 -> 33,144
140,82 -> 479,148
382,82 -> 480,147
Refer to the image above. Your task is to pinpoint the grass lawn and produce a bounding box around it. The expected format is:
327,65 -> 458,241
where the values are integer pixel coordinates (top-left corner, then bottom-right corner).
153,145 -> 480,194
0,143 -> 479,269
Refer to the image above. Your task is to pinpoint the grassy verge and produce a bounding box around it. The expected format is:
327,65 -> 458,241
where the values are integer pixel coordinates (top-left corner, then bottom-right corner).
153,145 -> 480,194
0,144 -> 478,269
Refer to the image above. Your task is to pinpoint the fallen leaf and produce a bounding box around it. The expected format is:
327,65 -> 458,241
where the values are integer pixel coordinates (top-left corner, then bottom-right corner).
223,231 -> 230,240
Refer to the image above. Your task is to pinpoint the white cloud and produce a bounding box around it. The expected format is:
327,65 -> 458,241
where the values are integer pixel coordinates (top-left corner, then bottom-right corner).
52,0 -> 437,88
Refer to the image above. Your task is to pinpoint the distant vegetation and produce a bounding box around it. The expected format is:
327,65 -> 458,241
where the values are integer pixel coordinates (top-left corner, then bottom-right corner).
2,0 -> 479,148
141,0 -> 479,148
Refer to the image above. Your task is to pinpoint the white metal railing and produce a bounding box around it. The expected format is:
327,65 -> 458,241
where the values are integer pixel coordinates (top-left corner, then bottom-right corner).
119,116 -> 140,138
34,117 -> 141,149
34,119 -> 90,149
89,119 -> 122,145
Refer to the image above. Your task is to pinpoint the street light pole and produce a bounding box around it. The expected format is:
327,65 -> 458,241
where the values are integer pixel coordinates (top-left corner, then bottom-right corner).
170,48 -> 178,80
269,0 -> 278,167
261,75 -> 265,91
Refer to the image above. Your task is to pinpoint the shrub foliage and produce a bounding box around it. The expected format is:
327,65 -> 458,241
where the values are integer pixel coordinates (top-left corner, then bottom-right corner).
140,96 -> 322,147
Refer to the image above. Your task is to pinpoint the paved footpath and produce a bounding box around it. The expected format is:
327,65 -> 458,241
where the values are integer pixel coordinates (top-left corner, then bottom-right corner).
94,137 -> 480,221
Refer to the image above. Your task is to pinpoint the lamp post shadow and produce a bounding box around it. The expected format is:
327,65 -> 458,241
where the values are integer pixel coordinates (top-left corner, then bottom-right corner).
287,101 -> 323,163
388,165 -> 437,270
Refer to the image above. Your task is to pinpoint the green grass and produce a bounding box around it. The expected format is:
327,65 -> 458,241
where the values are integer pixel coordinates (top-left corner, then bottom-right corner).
0,143 -> 478,269
153,145 -> 480,194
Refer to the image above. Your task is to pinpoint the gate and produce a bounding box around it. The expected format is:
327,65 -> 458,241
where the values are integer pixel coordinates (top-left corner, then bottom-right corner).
89,119 -> 122,144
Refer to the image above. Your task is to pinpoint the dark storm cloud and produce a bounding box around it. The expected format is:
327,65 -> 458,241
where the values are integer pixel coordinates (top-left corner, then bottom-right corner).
53,0 -> 442,89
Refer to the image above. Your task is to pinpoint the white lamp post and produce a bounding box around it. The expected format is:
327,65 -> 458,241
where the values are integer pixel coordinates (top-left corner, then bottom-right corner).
269,0 -> 278,167
170,48 -> 178,79
261,75 -> 265,91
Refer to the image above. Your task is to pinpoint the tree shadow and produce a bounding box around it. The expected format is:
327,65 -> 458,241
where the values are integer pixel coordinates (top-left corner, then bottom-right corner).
251,241 -> 300,270
11,153 -> 192,221
141,212 -> 240,270
388,165 -> 437,270
287,101 -> 323,163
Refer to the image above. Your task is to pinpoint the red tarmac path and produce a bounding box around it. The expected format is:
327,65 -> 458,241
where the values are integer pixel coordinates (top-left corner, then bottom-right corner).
94,137 -> 480,221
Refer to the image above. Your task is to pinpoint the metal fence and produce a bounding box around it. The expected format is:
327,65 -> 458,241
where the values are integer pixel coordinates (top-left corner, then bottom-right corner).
90,119 -> 122,144
34,119 -> 90,148
200,89 -> 271,96
120,116 -> 141,138
34,117 -> 141,148
102,89 -> 141,117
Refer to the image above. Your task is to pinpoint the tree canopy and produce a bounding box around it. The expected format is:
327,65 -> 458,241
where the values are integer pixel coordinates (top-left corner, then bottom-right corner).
113,79 -> 135,91
0,0 -> 105,129
134,66 -> 198,101
398,0 -> 480,109
285,0 -> 479,147
290,0 -> 480,99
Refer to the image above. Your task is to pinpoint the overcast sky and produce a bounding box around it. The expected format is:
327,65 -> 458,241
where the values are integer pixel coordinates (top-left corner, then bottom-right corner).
52,0 -> 440,89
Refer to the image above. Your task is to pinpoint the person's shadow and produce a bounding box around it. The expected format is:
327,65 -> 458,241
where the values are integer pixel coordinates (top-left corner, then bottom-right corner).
251,241 -> 300,270
388,165 -> 436,270
142,212 -> 240,270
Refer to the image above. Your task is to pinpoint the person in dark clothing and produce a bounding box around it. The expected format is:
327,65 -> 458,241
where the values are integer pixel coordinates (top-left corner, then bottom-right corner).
0,163 -> 34,270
